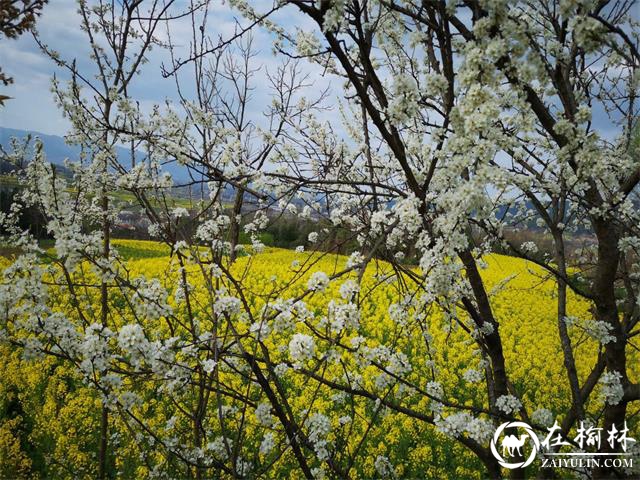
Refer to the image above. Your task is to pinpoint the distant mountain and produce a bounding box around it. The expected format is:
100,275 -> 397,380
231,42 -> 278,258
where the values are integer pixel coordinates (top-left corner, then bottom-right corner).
0,126 -> 189,181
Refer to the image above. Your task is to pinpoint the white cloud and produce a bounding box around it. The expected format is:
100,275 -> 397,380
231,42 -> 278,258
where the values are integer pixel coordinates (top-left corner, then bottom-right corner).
0,0 -> 342,141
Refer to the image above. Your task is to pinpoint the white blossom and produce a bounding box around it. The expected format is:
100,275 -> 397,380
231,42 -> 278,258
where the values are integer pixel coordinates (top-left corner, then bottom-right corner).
307,271 -> 330,292
531,408 -> 554,427
435,413 -> 494,443
463,369 -> 483,383
172,207 -> 189,218
496,395 -> 522,415
374,455 -> 396,479
259,432 -> 275,455
307,413 -> 331,460
202,359 -> 217,374
599,370 -> 624,406
346,251 -> 365,269
254,402 -> 274,427
289,333 -> 315,364
339,279 -> 360,300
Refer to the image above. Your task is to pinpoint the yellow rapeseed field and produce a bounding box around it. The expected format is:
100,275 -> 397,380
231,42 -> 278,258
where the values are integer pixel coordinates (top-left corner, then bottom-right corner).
0,240 -> 637,478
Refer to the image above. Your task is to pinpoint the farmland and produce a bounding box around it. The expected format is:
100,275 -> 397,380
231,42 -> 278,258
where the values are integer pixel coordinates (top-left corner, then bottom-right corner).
1,240 -> 635,478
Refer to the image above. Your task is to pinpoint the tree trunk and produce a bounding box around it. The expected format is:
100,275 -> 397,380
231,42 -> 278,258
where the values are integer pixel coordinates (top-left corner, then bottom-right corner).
552,229 -> 584,420
459,249 -> 509,401
229,187 -> 244,263
591,219 -> 628,479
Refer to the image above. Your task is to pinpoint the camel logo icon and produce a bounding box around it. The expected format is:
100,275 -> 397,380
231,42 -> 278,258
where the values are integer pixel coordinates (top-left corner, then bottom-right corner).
490,421 -> 540,469
502,434 -> 527,457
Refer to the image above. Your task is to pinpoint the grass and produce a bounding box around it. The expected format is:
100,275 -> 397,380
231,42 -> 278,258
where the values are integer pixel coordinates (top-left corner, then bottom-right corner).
110,190 -> 196,209
1,174 -> 197,209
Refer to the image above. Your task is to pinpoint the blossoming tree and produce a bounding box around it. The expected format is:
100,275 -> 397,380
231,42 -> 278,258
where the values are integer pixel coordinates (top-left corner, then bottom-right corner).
1,0 -> 639,479
221,0 -> 640,477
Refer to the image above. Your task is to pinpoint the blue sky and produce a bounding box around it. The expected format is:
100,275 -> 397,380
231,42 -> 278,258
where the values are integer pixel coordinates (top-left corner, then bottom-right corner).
0,0 -> 630,144
0,0 -> 335,137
